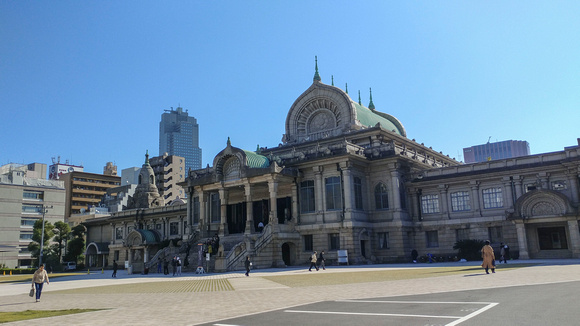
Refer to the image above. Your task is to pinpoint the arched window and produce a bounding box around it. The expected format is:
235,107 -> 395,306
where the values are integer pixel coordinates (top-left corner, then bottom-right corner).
375,183 -> 389,210
223,156 -> 241,181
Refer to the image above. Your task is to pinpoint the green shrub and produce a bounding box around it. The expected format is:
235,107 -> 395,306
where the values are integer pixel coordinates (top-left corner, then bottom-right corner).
453,239 -> 485,261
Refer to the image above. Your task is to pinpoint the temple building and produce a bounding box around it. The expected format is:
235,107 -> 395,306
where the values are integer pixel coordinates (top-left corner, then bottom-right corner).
84,60 -> 580,273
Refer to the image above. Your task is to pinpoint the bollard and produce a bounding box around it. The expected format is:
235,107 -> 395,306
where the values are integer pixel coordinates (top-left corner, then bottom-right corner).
87,269 -> 90,274
10,270 -> 12,276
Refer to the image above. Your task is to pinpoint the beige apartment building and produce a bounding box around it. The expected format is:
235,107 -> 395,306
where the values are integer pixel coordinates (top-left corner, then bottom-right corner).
0,164 -> 65,268
150,153 -> 186,203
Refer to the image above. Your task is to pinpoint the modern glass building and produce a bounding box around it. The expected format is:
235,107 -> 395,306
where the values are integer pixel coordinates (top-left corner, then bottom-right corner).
463,140 -> 530,163
159,107 -> 202,172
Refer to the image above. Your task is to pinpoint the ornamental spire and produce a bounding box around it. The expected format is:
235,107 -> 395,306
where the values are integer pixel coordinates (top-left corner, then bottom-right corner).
227,137 -> 231,147
345,83 -> 348,94
145,150 -> 150,165
368,87 -> 375,110
358,90 -> 362,105
331,75 -> 334,86
313,56 -> 321,82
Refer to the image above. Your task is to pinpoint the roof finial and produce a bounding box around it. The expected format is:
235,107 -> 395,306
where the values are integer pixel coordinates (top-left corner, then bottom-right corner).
145,150 -> 149,164
313,56 -> 321,82
368,87 -> 375,110
345,83 -> 348,94
358,90 -> 362,105
331,75 -> 334,86
227,137 -> 231,146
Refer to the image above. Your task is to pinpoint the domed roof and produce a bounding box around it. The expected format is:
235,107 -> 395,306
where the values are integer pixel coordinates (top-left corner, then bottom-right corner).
283,78 -> 406,144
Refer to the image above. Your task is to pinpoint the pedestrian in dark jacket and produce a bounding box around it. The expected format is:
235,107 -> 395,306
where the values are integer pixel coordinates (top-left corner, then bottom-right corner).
112,260 -> 118,278
318,251 -> 326,270
245,256 -> 251,276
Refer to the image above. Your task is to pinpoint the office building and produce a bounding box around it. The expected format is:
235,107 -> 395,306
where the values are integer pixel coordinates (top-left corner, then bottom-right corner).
0,163 -> 65,268
463,140 -> 530,163
48,156 -> 84,180
159,106 -> 202,172
59,170 -> 121,218
149,153 -> 186,203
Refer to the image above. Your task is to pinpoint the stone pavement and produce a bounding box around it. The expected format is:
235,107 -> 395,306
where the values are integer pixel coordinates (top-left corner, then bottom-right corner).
1,259 -> 579,325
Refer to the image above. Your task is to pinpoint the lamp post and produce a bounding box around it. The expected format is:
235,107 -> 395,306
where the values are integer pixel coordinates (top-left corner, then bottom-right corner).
39,205 -> 53,267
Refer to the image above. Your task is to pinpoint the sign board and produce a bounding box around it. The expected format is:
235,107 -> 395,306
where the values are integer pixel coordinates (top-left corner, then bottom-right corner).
337,250 -> 348,265
206,253 -> 210,261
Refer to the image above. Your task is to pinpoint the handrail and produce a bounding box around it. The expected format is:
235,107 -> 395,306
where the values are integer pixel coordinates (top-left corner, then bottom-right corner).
254,224 -> 273,254
225,242 -> 247,271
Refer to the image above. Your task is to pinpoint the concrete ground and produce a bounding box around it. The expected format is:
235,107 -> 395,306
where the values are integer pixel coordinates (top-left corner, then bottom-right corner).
1,259 -> 579,325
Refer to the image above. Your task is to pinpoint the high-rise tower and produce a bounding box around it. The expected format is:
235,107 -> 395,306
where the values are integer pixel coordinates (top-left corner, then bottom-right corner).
159,107 -> 202,172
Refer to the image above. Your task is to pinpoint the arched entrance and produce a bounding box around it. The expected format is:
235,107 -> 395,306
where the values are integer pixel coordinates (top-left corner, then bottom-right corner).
282,242 -> 293,266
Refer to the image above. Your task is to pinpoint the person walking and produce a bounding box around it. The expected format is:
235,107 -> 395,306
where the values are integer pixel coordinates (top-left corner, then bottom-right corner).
503,243 -> 510,263
245,256 -> 251,276
309,251 -> 319,271
318,250 -> 326,270
157,259 -> 163,273
112,260 -> 118,278
500,243 -> 506,264
163,259 -> 169,275
171,256 -> 177,276
481,240 -> 496,274
31,265 -> 50,302
176,256 -> 182,276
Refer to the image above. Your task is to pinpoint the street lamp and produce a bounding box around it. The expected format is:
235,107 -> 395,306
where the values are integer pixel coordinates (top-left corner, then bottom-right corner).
39,205 -> 53,267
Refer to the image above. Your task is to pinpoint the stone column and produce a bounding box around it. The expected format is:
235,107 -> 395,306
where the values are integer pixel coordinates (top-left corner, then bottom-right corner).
502,176 -> 514,209
567,219 -> 580,258
515,222 -> 529,259
438,184 -> 449,218
470,181 -> 481,217
391,170 -> 402,212
314,166 -> 324,224
291,181 -> 299,224
513,176 -> 523,199
110,223 -> 116,244
566,170 -> 579,202
342,163 -> 353,221
268,180 -> 278,225
219,188 -> 228,236
245,183 -> 253,234
410,188 -> 420,220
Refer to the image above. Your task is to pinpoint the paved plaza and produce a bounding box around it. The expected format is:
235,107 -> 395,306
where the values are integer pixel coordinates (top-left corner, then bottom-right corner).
1,260 -> 580,325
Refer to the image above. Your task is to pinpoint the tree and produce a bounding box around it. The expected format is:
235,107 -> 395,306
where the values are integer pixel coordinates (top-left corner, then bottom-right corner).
65,224 -> 87,264
453,239 -> 485,261
52,221 -> 71,263
28,219 -> 54,267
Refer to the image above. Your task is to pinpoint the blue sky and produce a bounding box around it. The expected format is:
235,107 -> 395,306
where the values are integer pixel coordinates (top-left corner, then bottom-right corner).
1,1 -> 579,175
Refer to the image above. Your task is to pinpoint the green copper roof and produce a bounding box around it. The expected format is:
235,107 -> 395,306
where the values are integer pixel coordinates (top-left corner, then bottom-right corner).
353,102 -> 405,136
243,150 -> 270,168
136,229 -> 160,244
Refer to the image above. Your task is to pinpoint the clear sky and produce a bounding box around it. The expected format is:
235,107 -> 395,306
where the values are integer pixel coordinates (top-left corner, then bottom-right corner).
1,1 -> 579,175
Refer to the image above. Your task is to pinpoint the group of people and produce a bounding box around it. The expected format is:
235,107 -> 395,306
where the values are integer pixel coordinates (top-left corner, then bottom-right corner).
203,233 -> 221,257
308,250 -> 326,271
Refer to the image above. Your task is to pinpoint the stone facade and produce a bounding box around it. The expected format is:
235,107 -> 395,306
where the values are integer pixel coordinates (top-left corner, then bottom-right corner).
179,67 -> 580,269
84,64 -> 580,272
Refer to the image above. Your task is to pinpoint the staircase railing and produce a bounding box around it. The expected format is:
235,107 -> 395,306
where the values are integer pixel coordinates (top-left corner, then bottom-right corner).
254,224 -> 273,255
145,230 -> 200,270
225,242 -> 247,271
